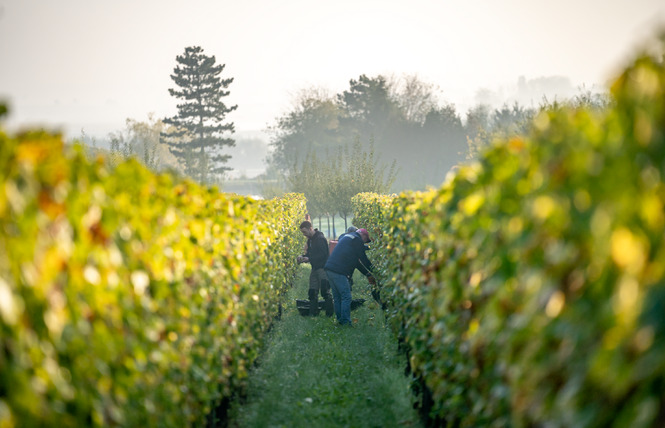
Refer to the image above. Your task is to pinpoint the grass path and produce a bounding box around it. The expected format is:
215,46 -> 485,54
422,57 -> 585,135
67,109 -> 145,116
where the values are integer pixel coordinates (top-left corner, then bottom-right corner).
228,266 -> 422,427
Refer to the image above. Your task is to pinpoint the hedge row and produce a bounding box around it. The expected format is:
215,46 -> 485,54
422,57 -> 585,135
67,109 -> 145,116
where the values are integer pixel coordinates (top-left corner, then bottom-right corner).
353,39 -> 665,427
0,131 -> 306,427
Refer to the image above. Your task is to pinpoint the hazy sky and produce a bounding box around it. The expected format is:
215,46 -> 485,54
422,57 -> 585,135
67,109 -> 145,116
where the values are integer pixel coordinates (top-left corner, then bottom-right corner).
1,0 -> 664,140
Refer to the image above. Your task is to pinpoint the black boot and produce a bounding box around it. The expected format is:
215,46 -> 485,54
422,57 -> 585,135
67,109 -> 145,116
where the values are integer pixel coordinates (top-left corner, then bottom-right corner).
324,296 -> 334,317
308,289 -> 320,316
321,280 -> 334,317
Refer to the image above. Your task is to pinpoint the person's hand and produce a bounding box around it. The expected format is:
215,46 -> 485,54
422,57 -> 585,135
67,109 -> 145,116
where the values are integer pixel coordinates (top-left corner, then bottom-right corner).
367,275 -> 376,285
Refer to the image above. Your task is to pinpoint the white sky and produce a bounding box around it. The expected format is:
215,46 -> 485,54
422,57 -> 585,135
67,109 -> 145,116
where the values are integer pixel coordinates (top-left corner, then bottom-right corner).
0,0 -> 664,140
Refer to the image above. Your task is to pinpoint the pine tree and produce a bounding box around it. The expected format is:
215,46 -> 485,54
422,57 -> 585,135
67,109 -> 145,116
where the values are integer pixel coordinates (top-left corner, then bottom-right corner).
161,46 -> 237,183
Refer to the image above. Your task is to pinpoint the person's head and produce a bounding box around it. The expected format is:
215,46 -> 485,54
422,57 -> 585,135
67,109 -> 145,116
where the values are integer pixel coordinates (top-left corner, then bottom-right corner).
346,226 -> 358,234
299,220 -> 315,238
357,228 -> 371,243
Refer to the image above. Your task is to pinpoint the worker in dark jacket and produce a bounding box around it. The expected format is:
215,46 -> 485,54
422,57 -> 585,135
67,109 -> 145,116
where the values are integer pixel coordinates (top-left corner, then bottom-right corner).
336,226 -> 358,290
324,228 -> 375,326
298,221 -> 334,316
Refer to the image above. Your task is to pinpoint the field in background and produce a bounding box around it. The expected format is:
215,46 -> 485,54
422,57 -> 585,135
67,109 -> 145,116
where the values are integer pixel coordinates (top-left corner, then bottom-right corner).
309,215 -> 353,240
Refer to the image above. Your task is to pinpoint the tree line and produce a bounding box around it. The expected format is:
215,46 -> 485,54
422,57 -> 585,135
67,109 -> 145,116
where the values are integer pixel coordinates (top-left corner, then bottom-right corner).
264,74 -> 609,193
71,45 -> 609,206
74,46 -> 238,187
286,139 -> 396,236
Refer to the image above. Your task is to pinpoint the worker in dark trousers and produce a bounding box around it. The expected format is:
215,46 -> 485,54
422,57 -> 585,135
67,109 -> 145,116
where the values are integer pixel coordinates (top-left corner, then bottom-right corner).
297,221 -> 334,316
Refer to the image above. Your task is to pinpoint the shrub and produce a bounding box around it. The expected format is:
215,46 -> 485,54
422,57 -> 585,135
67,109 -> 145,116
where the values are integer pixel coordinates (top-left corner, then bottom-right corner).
353,35 -> 665,427
0,130 -> 305,427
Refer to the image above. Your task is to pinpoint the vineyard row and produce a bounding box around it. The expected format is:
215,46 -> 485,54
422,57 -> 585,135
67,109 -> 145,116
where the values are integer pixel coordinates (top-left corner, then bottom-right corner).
352,41 -> 665,427
0,131 -> 306,427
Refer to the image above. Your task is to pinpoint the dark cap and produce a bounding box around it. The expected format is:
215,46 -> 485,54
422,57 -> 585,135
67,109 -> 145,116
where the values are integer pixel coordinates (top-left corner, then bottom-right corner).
357,228 -> 371,242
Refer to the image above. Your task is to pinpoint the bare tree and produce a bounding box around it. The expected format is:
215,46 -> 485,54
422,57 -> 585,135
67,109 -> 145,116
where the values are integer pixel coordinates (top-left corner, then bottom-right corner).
387,73 -> 441,124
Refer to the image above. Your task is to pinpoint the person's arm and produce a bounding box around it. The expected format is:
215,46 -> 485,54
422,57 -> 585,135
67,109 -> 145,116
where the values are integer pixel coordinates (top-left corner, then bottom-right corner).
299,239 -> 310,263
356,243 -> 373,277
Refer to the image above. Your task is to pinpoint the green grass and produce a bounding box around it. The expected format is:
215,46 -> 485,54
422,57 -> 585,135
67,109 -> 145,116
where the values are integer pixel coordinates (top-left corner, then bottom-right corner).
228,266 -> 421,428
